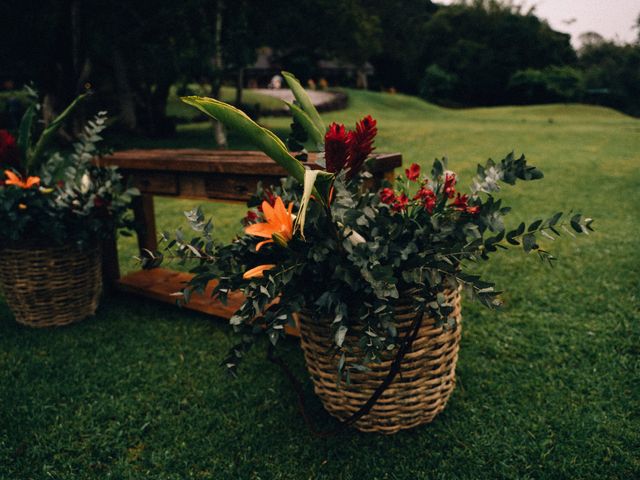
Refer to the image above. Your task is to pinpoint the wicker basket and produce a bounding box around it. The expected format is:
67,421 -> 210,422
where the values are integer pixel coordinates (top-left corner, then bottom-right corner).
0,244 -> 102,327
298,288 -> 462,434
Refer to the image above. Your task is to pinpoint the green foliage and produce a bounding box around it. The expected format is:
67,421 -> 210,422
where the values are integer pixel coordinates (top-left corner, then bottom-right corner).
180,95 -> 332,202
419,64 -> 458,103
0,106 -> 137,248
282,72 -> 325,137
508,66 -> 585,104
149,120 -> 591,377
26,93 -> 89,173
579,40 -> 640,117
2,89 -> 637,479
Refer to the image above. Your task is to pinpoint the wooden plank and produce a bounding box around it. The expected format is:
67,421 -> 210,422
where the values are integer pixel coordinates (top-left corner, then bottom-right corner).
129,172 -> 178,195
101,149 -> 401,177
117,268 -> 300,336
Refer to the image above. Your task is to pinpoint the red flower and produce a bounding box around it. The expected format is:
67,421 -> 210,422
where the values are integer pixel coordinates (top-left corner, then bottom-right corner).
380,187 -> 396,204
405,163 -> 420,181
392,193 -> 409,212
452,193 -> 480,215
93,195 -> 110,208
346,115 -> 377,179
414,187 -> 437,214
324,123 -> 350,173
257,189 -> 277,212
443,173 -> 456,198
452,193 -> 469,211
242,210 -> 259,226
0,130 -> 20,170
466,205 -> 480,215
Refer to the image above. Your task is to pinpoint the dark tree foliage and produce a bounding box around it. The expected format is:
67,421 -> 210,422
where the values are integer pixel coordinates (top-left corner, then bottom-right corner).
579,41 -> 640,117
507,66 -> 584,104
363,0 -> 438,92
2,0 -> 250,135
2,0 -> 381,133
248,0 -> 381,81
418,1 -> 576,105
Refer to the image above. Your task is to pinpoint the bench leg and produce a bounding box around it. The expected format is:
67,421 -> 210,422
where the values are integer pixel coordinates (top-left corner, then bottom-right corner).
101,234 -> 121,288
132,193 -> 158,253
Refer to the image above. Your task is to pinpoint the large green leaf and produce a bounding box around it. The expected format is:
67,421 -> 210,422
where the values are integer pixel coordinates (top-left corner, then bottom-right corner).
17,104 -> 37,164
282,72 -> 325,135
27,93 -> 89,173
181,96 -> 333,202
284,101 -> 324,148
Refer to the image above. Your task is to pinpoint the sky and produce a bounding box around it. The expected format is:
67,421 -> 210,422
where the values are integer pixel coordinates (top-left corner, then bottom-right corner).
436,0 -> 639,46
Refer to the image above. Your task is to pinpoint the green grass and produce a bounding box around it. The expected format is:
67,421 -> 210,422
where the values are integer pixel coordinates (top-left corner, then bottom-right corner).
2,90 -> 639,479
166,85 -> 286,121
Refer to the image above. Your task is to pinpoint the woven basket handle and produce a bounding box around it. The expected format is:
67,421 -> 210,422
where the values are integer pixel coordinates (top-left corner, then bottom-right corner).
267,307 -> 425,438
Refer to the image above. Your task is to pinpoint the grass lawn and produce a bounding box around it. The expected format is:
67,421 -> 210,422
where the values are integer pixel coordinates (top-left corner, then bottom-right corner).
1,90 -> 639,479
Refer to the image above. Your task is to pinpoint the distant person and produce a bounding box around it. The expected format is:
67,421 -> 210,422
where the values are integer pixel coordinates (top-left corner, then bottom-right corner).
307,78 -> 317,91
318,78 -> 329,90
268,75 -> 283,89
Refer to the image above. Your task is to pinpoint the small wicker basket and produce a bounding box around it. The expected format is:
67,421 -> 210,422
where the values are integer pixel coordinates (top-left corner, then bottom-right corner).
298,288 -> 462,434
0,244 -> 102,328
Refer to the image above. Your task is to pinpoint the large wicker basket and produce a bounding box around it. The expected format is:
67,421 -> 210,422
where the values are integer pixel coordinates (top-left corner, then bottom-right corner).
298,288 -> 462,434
0,244 -> 102,327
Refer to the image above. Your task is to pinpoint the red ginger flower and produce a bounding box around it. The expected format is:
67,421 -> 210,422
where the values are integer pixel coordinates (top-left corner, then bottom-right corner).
325,123 -> 350,173
380,187 -> 396,204
414,187 -> 437,214
0,130 -> 20,170
443,173 -> 456,198
405,163 -> 420,181
346,115 -> 377,179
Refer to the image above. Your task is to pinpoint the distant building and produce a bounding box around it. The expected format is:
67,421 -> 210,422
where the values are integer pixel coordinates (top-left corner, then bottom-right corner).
244,47 -> 374,89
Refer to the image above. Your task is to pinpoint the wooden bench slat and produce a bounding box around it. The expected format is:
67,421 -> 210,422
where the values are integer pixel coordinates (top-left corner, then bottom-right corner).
99,149 -> 401,176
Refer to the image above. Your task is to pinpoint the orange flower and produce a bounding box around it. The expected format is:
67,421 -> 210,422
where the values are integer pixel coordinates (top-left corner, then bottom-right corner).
243,264 -> 276,279
244,196 -> 294,251
4,170 -> 40,189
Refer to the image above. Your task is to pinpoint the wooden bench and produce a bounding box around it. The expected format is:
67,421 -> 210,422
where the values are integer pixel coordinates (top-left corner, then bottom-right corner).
99,149 -> 402,332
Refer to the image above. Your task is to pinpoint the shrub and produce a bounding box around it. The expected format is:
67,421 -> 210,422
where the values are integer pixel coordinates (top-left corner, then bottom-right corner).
508,66 -> 584,104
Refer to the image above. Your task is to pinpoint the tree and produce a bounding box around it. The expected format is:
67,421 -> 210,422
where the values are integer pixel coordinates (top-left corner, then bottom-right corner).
248,0 -> 381,83
364,0 -> 438,92
579,40 -> 640,116
418,0 -> 576,105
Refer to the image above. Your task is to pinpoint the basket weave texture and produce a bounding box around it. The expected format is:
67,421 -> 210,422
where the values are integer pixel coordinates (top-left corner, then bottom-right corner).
0,244 -> 102,327
298,288 -> 462,434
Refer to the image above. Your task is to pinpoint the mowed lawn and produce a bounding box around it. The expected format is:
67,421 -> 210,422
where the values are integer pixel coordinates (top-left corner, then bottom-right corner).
1,90 -> 639,479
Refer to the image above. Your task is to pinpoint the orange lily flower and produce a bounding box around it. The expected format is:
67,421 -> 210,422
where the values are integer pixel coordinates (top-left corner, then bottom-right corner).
4,170 -> 40,189
243,264 -> 276,279
244,196 -> 294,251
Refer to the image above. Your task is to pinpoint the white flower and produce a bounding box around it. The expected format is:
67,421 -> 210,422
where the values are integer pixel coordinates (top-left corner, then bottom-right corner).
80,173 -> 91,194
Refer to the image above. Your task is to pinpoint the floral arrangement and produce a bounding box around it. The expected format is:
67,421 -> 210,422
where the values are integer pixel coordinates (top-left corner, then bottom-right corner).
147,72 -> 592,377
0,93 -> 137,248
